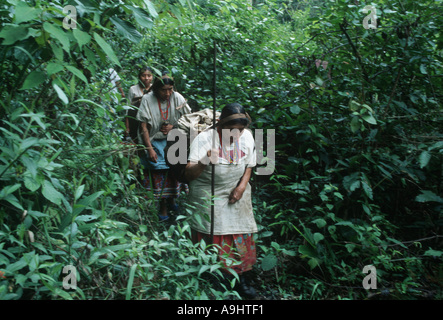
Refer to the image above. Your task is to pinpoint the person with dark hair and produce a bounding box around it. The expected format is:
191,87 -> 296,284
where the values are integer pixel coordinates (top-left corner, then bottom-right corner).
184,103 -> 258,298
136,74 -> 191,221
125,66 -> 153,142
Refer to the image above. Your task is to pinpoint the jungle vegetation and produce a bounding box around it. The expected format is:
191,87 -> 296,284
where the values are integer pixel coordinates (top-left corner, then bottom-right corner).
0,0 -> 442,300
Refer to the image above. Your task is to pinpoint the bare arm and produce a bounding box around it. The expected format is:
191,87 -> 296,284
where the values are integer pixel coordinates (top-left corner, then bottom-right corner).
184,161 -> 207,182
184,149 -> 218,182
140,122 -> 157,162
116,81 -> 125,98
125,117 -> 130,137
229,167 -> 252,204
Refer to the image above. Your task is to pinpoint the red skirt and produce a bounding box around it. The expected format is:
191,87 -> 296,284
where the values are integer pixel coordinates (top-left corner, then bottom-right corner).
192,230 -> 256,274
143,169 -> 188,199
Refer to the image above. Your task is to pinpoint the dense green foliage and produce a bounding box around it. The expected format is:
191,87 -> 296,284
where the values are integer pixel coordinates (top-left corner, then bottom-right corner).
0,0 -> 442,300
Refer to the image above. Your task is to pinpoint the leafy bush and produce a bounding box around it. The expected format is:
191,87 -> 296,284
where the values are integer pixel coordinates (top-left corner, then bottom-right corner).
1,0 -> 441,300
245,0 -> 443,299
0,0 -> 238,300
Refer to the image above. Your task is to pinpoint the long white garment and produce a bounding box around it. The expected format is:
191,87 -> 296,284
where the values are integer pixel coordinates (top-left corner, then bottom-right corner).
127,84 -> 144,105
124,84 -> 143,115
136,91 -> 191,141
188,128 -> 257,235
107,68 -> 121,107
108,68 -> 121,94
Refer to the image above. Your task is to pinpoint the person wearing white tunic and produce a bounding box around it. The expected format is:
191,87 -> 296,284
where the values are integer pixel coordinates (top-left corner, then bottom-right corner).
104,68 -> 125,126
125,67 -> 153,143
108,68 -> 125,102
184,103 -> 258,298
136,75 -> 191,220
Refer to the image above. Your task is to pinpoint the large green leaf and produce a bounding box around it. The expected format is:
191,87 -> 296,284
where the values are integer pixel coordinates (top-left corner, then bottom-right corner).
14,2 -> 42,24
66,66 -> 88,84
343,172 -> 361,192
415,190 -> 443,203
350,116 -> 360,133
20,71 -> 46,90
73,191 -> 105,216
143,0 -> 159,19
418,151 -> 431,169
313,232 -> 324,244
19,137 -> 40,151
298,244 -> 318,258
0,24 -> 30,45
24,175 -> 42,192
362,180 -> 373,200
73,28 -> 92,49
52,82 -> 69,105
93,32 -> 120,66
43,21 -> 70,52
74,185 -> 85,202
46,62 -> 65,76
129,6 -> 154,29
424,249 -> 443,257
41,180 -> 64,206
50,42 -> 64,61
260,254 -> 277,271
362,113 -> 377,125
110,16 -> 142,43
126,264 -> 138,300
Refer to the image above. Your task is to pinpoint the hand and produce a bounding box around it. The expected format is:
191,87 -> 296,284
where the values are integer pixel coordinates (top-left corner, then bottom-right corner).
206,148 -> 219,165
148,148 -> 157,163
229,185 -> 245,204
160,123 -> 173,135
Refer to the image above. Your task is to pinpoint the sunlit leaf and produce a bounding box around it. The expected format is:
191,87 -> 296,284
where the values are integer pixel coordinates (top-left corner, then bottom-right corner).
42,180 -> 64,206
53,82 -> 69,105
93,32 -> 120,66
110,16 -> 142,43
43,22 -> 70,52
14,2 -> 42,24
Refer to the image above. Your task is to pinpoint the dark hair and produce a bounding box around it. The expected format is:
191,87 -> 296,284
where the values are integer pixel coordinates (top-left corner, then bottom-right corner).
138,66 -> 153,78
137,66 -> 153,89
219,103 -> 249,127
152,74 -> 174,99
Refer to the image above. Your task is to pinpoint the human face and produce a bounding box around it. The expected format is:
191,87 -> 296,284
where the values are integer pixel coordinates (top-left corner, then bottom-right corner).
139,71 -> 153,88
158,84 -> 174,101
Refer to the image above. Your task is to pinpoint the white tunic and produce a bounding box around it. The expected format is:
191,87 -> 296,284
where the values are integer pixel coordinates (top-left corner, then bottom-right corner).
136,91 -> 191,141
188,128 -> 257,235
125,84 -> 145,116
127,84 -> 144,105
